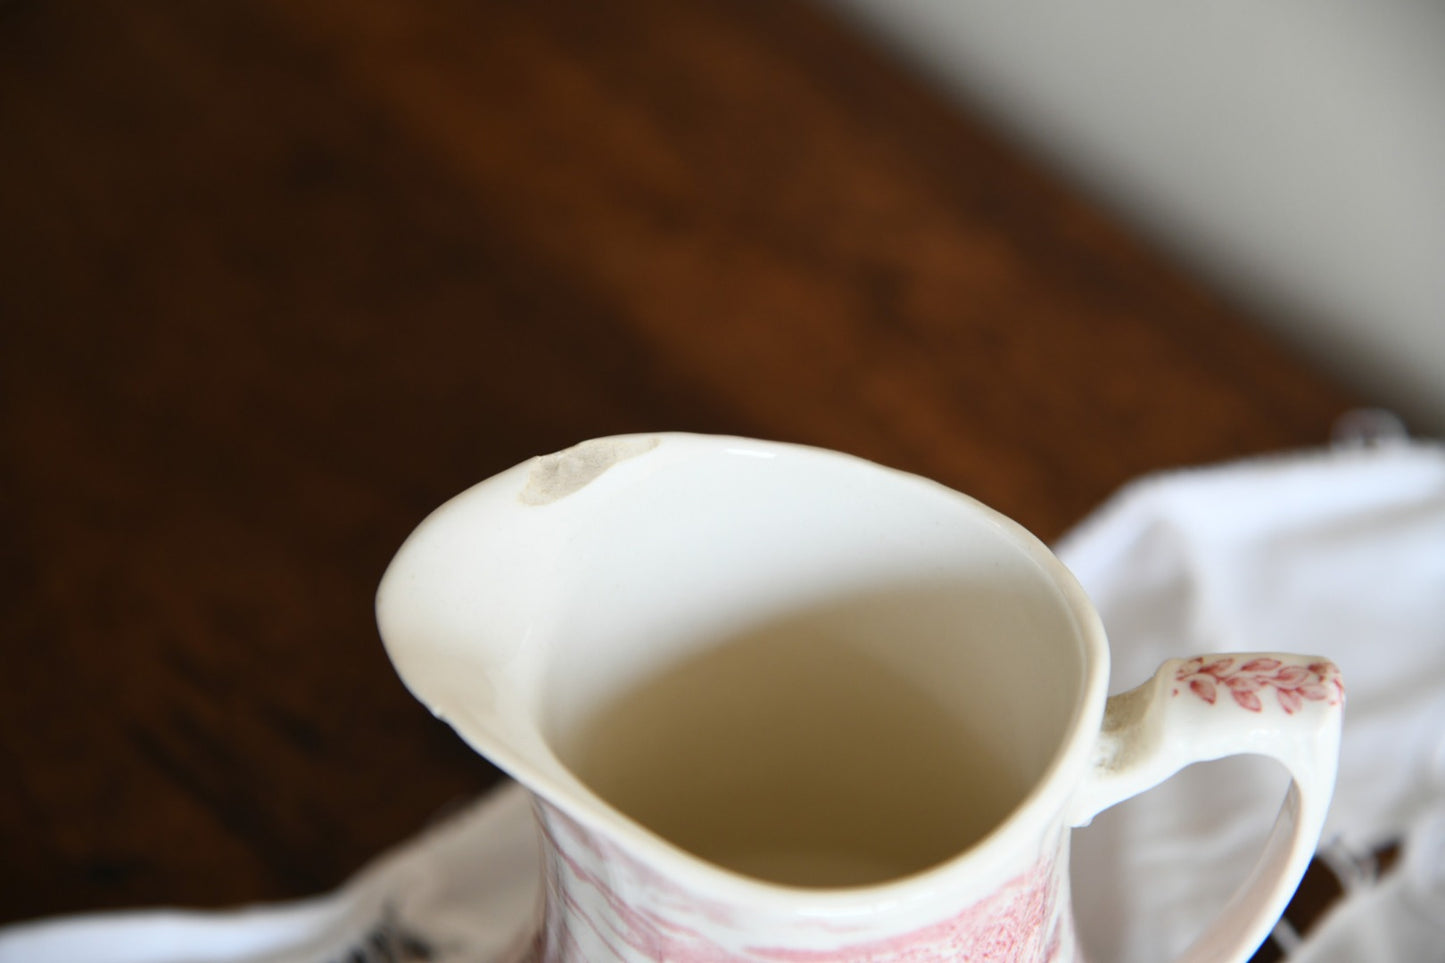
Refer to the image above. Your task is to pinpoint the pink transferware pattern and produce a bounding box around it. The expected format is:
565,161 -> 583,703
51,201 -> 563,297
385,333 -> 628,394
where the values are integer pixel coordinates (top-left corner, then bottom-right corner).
1173,656 -> 1344,714
530,803 -> 1070,963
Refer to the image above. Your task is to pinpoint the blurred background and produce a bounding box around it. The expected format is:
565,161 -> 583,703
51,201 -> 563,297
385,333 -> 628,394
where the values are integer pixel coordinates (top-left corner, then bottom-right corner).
829,0 -> 1445,435
0,0 -> 1436,959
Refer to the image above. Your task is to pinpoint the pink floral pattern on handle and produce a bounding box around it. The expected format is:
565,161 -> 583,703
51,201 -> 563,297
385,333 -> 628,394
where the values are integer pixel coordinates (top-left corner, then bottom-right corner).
1172,656 -> 1343,714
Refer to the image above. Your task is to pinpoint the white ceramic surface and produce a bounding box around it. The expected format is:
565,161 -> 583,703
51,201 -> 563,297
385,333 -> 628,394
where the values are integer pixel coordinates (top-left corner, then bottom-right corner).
378,434 -> 1343,962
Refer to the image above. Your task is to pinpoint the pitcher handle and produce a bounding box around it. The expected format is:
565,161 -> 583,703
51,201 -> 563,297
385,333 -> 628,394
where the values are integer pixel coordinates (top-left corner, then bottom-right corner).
1068,653 -> 1344,963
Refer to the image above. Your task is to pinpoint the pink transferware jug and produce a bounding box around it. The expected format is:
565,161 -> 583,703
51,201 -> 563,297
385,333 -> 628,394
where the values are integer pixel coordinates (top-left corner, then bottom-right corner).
378,434 -> 1343,962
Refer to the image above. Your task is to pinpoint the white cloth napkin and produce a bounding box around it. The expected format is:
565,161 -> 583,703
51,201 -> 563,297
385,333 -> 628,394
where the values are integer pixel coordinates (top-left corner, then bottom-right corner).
4,427 -> 1442,963
1058,430 -> 1445,962
0,787 -> 543,963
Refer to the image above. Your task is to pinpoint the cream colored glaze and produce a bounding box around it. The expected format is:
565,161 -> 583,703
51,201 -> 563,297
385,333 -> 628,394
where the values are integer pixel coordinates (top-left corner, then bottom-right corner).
562,625 -> 1026,888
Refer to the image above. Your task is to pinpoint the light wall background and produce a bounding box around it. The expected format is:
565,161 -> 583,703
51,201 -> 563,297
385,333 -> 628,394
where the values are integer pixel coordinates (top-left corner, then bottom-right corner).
825,0 -> 1445,435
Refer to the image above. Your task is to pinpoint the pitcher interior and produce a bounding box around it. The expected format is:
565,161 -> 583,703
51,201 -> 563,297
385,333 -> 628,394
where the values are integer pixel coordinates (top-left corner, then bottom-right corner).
543,445 -> 1089,888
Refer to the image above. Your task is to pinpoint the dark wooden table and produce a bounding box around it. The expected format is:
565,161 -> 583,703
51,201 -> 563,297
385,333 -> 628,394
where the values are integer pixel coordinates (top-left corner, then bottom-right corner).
1,1 -> 1358,957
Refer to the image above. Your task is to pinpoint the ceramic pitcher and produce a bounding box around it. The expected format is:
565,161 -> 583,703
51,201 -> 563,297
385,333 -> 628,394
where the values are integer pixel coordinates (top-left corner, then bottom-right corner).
377,434 -> 1343,962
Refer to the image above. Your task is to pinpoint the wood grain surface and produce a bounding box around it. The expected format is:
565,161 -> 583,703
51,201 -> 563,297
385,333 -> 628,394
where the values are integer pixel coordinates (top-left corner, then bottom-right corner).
1,0 -> 1357,955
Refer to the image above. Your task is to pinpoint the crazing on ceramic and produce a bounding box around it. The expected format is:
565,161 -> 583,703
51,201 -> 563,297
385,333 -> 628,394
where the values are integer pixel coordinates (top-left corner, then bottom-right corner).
378,433 -> 1346,963
1173,656 -> 1345,714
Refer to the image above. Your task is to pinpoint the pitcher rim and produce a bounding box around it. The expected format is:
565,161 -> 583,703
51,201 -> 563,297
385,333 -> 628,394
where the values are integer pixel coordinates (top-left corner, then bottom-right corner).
380,432 -> 1112,910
